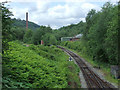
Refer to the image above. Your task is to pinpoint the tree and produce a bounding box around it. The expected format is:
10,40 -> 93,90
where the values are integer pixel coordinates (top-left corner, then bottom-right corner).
104,5 -> 118,64
10,27 -> 25,41
1,2 -> 13,51
83,9 -> 96,40
42,33 -> 57,45
31,26 -> 52,45
23,29 -> 33,43
32,29 -> 42,45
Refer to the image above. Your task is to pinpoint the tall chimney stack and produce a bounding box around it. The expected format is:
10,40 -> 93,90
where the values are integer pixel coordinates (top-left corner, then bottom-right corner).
26,12 -> 28,30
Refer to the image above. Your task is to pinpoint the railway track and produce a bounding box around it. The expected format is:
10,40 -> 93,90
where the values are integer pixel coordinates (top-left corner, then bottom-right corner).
57,46 -> 117,89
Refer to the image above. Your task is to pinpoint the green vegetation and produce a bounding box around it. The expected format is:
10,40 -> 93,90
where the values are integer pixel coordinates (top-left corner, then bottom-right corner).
9,3 -> 119,63
60,41 -> 119,85
59,2 -> 118,65
1,2 -> 80,88
53,21 -> 85,42
1,2 -> 13,51
1,1 -> 119,88
59,4 -> 119,86
82,3 -> 118,65
2,41 -> 80,88
12,18 -> 40,30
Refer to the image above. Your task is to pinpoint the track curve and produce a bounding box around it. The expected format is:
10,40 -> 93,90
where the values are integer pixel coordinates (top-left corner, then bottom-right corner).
57,45 -> 117,89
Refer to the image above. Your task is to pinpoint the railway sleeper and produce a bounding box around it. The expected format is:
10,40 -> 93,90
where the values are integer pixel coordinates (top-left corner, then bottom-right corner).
57,46 -> 116,89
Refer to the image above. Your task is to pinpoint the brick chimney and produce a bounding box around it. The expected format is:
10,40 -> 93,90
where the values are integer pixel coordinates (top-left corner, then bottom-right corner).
26,12 -> 28,30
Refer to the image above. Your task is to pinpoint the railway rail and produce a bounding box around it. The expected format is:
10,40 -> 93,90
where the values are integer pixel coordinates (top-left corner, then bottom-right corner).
57,46 -> 117,89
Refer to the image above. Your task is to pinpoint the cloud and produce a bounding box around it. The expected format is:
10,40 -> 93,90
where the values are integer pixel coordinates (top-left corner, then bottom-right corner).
36,1 -> 50,13
27,2 -> 88,29
2,0 -> 117,29
10,6 -> 29,19
47,2 -> 86,20
41,1 -> 100,28
1,0 -> 119,3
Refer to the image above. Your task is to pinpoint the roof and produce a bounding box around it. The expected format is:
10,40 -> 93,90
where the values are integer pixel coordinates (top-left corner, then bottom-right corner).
61,37 -> 73,39
75,34 -> 83,38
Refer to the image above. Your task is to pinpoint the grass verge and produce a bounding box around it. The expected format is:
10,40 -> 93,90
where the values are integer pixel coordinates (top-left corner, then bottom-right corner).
61,46 -> 119,86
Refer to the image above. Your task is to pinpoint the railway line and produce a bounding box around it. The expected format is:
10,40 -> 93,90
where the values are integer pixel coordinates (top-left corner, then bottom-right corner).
57,46 -> 116,89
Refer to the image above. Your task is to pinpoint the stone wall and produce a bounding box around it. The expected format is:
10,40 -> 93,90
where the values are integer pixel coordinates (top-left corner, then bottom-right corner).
110,65 -> 119,79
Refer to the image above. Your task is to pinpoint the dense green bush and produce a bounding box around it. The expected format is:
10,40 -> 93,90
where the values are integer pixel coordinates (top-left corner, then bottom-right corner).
2,41 -> 68,88
2,41 -> 80,88
28,45 -> 64,62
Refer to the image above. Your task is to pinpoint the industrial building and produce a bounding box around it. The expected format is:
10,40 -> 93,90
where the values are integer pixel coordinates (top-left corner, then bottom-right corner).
61,34 -> 82,41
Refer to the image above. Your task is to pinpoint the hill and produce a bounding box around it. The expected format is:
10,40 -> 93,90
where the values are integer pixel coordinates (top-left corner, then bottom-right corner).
53,21 -> 85,41
12,18 -> 40,30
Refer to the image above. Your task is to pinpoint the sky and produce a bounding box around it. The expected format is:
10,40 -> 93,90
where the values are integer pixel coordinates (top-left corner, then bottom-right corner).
1,0 -> 119,29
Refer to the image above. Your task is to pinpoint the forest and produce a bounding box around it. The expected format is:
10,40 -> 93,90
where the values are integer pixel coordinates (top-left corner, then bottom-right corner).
1,1 -> 119,88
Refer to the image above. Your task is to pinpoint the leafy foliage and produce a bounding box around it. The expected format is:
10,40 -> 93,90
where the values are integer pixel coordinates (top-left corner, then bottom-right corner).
53,21 -> 85,41
1,2 -> 13,51
2,41 -> 80,88
2,2 -> 118,88
31,26 -> 52,45
10,27 -> 25,41
42,33 -> 57,45
83,2 -> 118,64
12,18 -> 40,30
60,2 -> 118,65
23,29 -> 33,43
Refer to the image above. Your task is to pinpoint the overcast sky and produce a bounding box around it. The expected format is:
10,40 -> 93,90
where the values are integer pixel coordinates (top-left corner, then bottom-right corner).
1,0 -> 118,29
